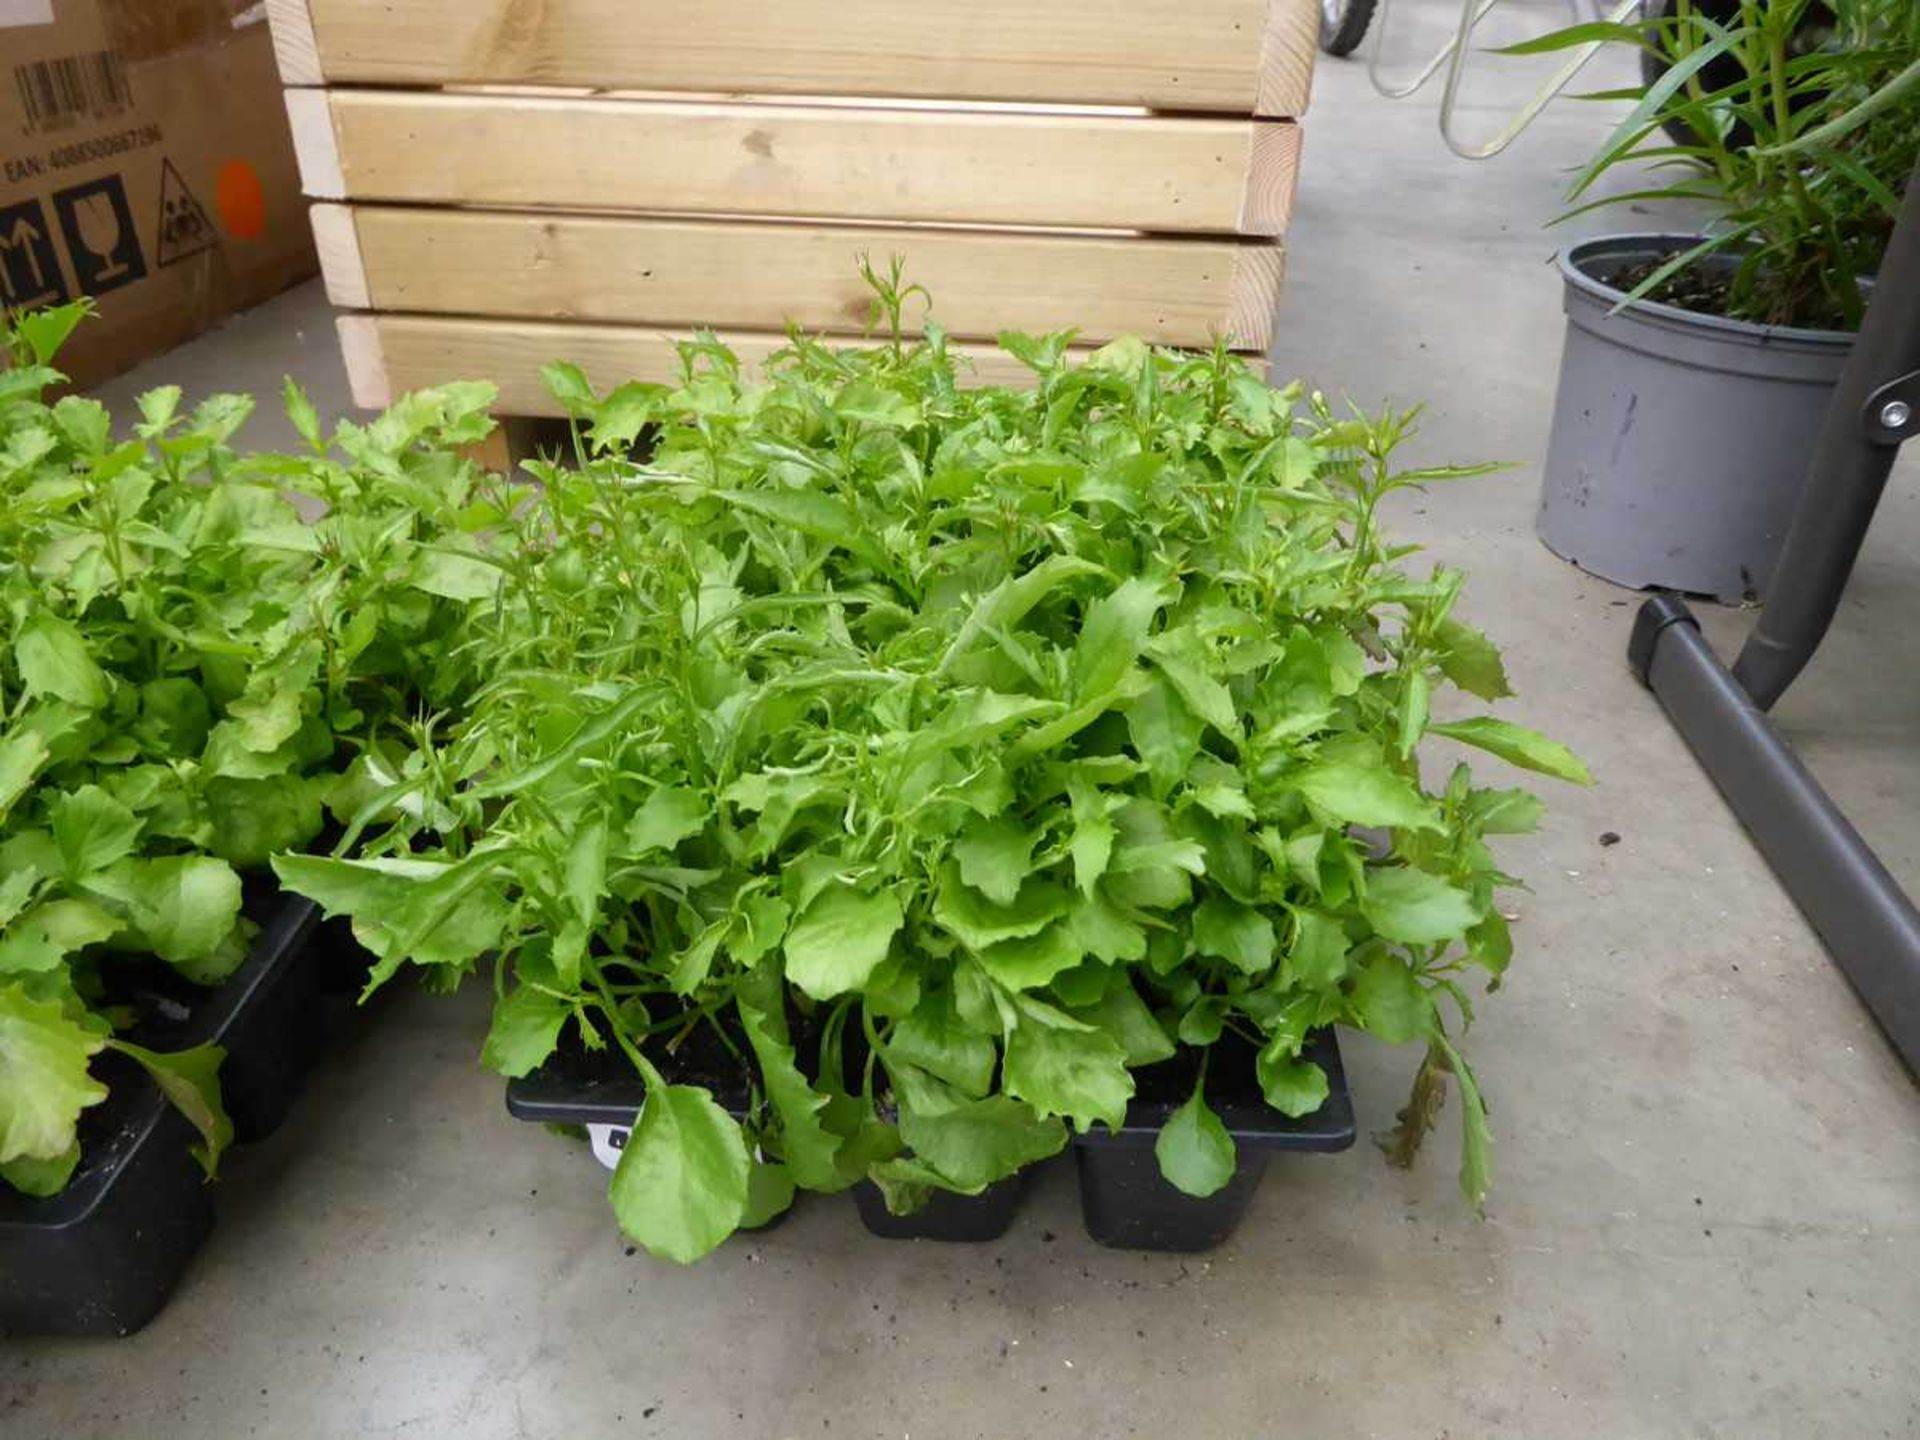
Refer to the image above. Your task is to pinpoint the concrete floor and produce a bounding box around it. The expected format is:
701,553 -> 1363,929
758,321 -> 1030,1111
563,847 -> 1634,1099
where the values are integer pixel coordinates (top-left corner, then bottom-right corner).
10,6 -> 1920,1435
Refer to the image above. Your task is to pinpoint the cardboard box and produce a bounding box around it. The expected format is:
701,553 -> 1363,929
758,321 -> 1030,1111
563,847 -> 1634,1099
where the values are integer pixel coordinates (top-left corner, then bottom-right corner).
1,0 -> 316,386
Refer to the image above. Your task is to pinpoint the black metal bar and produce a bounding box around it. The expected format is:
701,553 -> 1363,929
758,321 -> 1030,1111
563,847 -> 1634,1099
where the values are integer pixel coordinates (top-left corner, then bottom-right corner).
1630,598 -> 1920,1072
1627,158 -> 1920,1074
1730,161 -> 1920,710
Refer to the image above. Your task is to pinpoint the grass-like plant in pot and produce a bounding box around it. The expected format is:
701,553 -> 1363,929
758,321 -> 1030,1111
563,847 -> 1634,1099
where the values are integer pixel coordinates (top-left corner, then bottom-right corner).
277,278 -> 1588,1261
0,302 -> 505,1331
1517,0 -> 1919,601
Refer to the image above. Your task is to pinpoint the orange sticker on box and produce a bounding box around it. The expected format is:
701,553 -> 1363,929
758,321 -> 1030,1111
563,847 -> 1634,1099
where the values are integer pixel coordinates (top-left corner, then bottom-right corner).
216,160 -> 266,240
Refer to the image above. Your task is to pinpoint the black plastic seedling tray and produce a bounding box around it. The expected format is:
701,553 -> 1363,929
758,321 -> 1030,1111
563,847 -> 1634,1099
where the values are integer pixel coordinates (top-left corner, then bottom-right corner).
0,894 -> 339,1338
1072,1027 -> 1356,1253
850,1175 -> 1027,1241
508,1042 -> 1030,1242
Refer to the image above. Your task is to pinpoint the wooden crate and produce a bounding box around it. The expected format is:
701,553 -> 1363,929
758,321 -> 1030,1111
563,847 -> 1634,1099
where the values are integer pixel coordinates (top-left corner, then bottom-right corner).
267,0 -> 1318,416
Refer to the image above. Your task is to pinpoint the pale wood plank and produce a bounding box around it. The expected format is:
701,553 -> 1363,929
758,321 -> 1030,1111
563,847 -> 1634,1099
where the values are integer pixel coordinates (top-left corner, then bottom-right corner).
349,315 -> 1271,414
308,203 -> 368,309
306,90 -> 1299,236
335,314 -> 390,410
324,205 -> 1278,347
294,0 -> 1314,116
283,88 -> 343,199
343,315 -> 1091,413
265,0 -> 323,86
1239,122 -> 1301,236
1259,0 -> 1321,118
1229,244 -> 1286,354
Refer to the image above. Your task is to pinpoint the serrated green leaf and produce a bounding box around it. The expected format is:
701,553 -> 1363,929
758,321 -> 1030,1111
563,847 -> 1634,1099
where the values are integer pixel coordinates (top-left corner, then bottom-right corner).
108,1039 -> 232,1178
1003,1023 -> 1131,1133
975,922 -> 1083,991
717,488 -> 886,569
0,731 -> 49,825
1285,909 -> 1350,990
126,856 -> 245,969
410,548 -> 502,601
784,883 -> 903,1000
1256,1047 -> 1329,1118
16,615 -> 107,709
1066,775 -> 1116,898
1192,896 -> 1276,975
627,786 -> 709,854
1090,976 -> 1175,1065
1073,575 -> 1171,700
1177,997 -> 1225,1045
1,1142 -> 80,1196
1145,629 -> 1241,740
888,999 -> 997,1100
727,893 -> 791,965
0,982 -> 107,1164
933,865 -> 1067,951
1429,717 -> 1593,785
1396,669 -> 1430,759
1348,952 -> 1436,1044
1433,1031 -> 1493,1212
204,775 -> 325,868
0,869 -> 37,930
1360,866 -> 1481,946
15,300 -> 90,365
1466,787 -> 1546,835
1323,631 -> 1368,697
739,1000 -> 848,1190
893,1076 -> 1066,1192
1068,891 -> 1148,963
272,851 -> 510,982
1191,782 -> 1254,820
540,361 -> 597,414
1126,674 -> 1205,790
283,376 -> 323,448
1434,619 -> 1513,700
1467,910 -> 1514,980
0,899 -> 120,974
482,985 -> 571,1078
49,784 -> 141,878
1294,761 -> 1442,832
952,815 -> 1037,907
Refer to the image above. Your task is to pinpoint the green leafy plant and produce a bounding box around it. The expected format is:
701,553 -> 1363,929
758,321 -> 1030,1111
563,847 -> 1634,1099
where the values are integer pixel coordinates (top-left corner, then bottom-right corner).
1509,0 -> 1920,329
279,279 -> 1588,1262
0,303 -> 500,1196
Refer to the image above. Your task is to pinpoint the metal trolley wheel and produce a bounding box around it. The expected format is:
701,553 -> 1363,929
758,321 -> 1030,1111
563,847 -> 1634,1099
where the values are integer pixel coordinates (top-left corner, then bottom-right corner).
1320,0 -> 1379,57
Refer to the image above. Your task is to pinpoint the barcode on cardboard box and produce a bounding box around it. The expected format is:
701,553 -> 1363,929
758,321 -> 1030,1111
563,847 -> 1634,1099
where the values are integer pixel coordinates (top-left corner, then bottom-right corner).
14,51 -> 131,134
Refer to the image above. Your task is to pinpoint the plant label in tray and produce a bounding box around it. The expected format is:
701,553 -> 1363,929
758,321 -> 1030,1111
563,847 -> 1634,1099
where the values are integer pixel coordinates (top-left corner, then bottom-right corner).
588,1123 -> 633,1172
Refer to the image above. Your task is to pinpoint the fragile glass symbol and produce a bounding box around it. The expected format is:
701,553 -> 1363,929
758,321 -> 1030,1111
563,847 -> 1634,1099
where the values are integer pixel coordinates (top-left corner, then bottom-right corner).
70,192 -> 130,284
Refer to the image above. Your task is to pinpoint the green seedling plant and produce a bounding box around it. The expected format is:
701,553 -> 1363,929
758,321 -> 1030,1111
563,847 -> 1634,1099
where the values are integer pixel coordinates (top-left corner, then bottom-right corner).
277,275 -> 1590,1262
0,302 -> 501,1197
1509,0 -> 1920,329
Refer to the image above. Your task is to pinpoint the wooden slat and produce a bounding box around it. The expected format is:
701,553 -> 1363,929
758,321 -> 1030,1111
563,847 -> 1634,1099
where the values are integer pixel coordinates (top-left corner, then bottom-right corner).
286,90 -> 1299,236
270,0 -> 1318,117
342,314 -> 1249,414
316,205 -> 1283,348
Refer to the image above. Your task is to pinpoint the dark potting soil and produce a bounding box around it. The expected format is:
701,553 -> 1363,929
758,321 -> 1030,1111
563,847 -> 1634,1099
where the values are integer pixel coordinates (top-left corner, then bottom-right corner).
1604,257 -> 1737,320
1110,1027 -> 1350,1142
78,876 -> 286,1043
516,1004 -> 829,1119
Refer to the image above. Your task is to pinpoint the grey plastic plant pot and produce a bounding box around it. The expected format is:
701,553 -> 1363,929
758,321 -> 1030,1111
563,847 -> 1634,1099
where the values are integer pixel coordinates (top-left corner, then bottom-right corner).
1536,234 -> 1856,602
